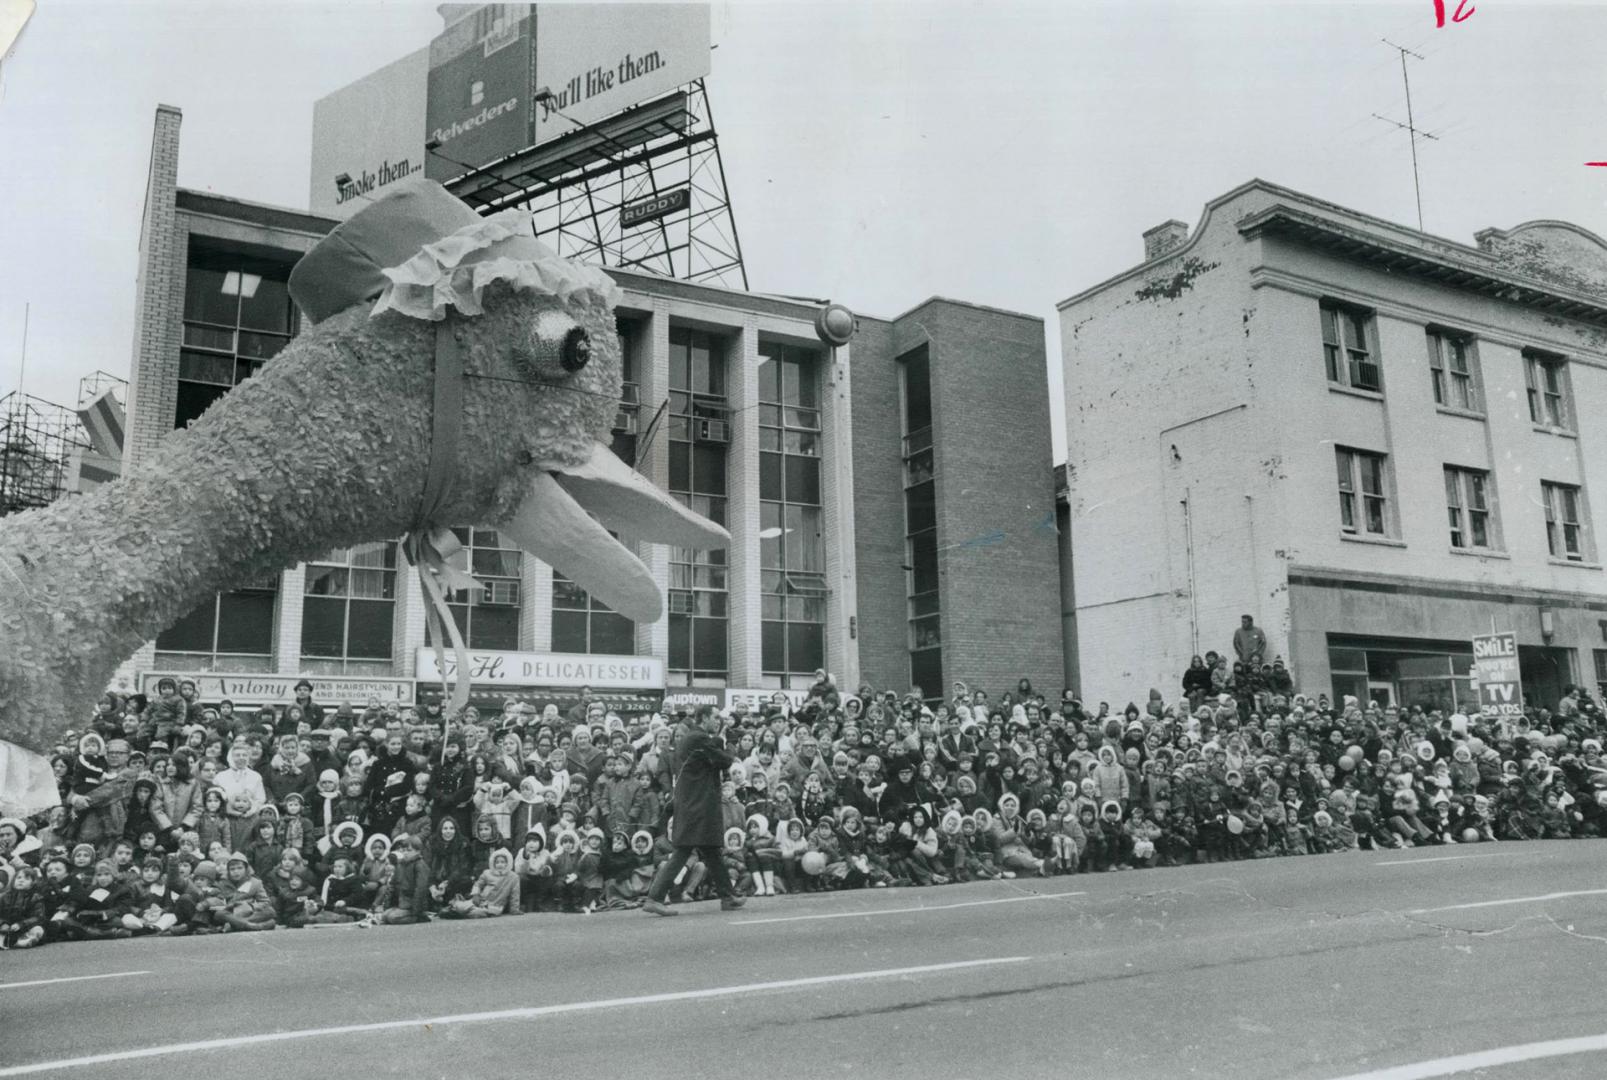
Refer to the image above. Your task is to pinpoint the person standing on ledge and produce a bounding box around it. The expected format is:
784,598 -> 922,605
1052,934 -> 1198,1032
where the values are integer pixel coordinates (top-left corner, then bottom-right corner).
643,704 -> 744,916
1233,614 -> 1267,667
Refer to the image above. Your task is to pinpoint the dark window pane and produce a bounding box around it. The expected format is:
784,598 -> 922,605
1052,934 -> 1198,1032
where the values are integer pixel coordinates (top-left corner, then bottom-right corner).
236,331 -> 288,360
552,578 -> 589,610
786,455 -> 821,505
174,382 -> 230,429
179,350 -> 235,385
470,606 -> 519,651
304,565 -> 348,597
156,597 -> 217,652
216,590 -> 276,654
910,648 -> 943,701
669,443 -> 690,492
300,597 -> 346,658
902,346 -> 932,433
669,335 -> 690,392
693,444 -> 727,495
762,622 -> 785,672
668,616 -> 692,670
906,481 -> 936,535
238,277 -> 292,333
591,613 -> 636,656
789,623 -> 824,673
759,452 -> 783,501
911,532 -> 939,596
758,357 -> 779,403
472,550 -> 522,577
693,618 -> 728,672
183,267 -> 236,325
552,611 -> 590,655
345,599 -> 394,659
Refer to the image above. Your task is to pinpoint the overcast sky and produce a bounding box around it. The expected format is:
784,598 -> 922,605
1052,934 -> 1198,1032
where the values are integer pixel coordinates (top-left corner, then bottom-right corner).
1,0 -> 1604,463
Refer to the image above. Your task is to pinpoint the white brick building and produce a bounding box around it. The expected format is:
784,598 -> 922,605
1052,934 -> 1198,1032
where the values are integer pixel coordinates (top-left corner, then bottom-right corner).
1058,180 -> 1607,712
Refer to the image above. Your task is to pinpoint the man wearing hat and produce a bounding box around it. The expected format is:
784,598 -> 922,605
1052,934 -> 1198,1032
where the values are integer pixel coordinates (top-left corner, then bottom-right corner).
643,705 -> 744,916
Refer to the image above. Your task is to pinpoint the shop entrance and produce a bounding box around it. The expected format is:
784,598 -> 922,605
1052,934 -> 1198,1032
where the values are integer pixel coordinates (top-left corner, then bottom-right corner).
1328,636 -> 1476,715
1517,646 -> 1573,712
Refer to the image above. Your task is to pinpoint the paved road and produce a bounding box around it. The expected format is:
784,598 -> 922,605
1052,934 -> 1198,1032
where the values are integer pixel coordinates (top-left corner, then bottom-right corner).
3,841 -> 1606,1079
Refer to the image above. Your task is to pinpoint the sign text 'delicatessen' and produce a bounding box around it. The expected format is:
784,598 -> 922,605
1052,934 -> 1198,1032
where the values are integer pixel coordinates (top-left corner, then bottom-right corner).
416,649 -> 663,689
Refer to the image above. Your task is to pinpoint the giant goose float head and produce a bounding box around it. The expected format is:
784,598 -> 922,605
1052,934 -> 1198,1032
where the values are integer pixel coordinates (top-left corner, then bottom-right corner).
0,180 -> 727,814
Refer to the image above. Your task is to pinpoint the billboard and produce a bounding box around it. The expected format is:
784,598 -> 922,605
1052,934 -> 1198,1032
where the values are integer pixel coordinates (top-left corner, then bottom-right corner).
140,673 -> 414,707
532,4 -> 710,146
310,47 -> 430,220
1472,632 -> 1523,717
424,4 -> 536,181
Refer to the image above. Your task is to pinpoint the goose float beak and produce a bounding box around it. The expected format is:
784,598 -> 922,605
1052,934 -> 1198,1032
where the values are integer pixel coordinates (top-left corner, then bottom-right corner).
497,440 -> 730,623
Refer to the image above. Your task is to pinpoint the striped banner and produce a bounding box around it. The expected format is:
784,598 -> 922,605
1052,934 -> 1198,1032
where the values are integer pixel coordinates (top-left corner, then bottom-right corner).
76,390 -> 124,457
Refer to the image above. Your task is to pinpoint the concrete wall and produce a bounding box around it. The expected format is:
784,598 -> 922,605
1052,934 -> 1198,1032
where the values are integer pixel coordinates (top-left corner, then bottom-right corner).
1058,185 -> 1293,706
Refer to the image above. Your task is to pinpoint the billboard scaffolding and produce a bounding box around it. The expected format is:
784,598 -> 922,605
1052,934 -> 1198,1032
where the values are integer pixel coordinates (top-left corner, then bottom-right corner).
442,79 -> 748,289
0,392 -> 91,517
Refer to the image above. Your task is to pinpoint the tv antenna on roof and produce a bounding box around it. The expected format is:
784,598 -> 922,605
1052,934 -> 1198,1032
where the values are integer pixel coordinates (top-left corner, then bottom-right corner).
1372,38 -> 1441,232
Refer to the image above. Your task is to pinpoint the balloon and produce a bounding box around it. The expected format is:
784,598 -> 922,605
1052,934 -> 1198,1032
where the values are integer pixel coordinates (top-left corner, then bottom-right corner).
1337,755 -> 1355,772
801,851 -> 827,876
1461,828 -> 1481,844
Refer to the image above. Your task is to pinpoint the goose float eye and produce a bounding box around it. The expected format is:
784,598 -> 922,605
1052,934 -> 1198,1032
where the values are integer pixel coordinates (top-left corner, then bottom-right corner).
515,309 -> 590,381
561,327 -> 592,372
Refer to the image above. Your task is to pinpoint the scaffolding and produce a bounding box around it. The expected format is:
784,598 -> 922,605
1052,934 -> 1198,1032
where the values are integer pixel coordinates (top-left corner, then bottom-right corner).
78,370 -> 127,410
445,79 -> 749,289
0,392 -> 90,517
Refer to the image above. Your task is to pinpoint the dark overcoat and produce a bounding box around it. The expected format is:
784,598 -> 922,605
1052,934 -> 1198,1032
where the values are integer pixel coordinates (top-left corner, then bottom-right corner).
668,721 -> 733,848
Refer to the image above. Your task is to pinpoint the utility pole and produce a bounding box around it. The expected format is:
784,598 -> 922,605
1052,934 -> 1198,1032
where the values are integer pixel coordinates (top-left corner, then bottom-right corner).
1372,39 -> 1439,232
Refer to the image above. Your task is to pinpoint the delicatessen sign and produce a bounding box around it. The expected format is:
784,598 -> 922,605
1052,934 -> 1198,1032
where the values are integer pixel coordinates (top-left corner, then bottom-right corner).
415,649 -> 662,689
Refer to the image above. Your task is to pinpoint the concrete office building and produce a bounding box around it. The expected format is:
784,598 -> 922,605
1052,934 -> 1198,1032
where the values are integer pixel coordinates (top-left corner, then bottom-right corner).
117,106 -> 1061,714
1059,180 -> 1607,713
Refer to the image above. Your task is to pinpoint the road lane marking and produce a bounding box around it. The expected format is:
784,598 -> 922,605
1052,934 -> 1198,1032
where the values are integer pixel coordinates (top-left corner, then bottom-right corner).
734,891 -> 1086,926
1406,888 -> 1607,915
1374,853 -> 1509,866
0,956 -> 1033,1076
0,971 -> 151,991
1323,1030 -> 1607,1079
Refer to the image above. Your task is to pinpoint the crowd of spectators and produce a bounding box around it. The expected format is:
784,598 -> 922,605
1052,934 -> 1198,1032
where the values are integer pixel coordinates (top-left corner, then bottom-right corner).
3,657 -> 1606,950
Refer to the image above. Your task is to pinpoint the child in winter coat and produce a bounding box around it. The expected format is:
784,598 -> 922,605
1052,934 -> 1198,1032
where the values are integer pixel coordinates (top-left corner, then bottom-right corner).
445,848 -> 518,918
215,854 -> 277,932
0,865 -> 48,948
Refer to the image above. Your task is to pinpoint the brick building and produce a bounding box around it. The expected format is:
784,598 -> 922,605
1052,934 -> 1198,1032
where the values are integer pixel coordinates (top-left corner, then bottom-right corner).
117,105 -> 1060,713
1058,180 -> 1607,712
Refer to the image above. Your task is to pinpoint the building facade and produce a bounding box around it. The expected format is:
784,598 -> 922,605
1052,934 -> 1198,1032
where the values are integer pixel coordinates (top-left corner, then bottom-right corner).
1059,180 -> 1607,713
116,106 -> 1060,713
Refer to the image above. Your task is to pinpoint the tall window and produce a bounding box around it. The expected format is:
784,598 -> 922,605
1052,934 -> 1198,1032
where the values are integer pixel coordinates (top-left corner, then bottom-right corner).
1525,352 -> 1571,429
1427,330 -> 1478,412
611,318 -> 642,465
1320,302 -> 1381,393
551,565 -> 636,655
901,345 -> 941,699
667,327 -> 729,685
1336,448 -> 1390,537
758,342 -> 825,686
154,575 -> 278,672
1542,481 -> 1587,562
1444,466 -> 1493,550
428,528 -> 521,650
302,542 -> 398,672
1595,649 -> 1607,701
178,254 -> 296,429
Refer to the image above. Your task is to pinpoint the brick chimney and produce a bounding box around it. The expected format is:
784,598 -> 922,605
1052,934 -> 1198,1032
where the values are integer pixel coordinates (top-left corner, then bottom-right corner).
1142,220 -> 1190,261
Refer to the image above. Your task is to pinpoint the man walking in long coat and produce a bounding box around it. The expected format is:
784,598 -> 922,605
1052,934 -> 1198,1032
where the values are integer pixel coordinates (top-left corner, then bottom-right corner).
643,705 -> 744,916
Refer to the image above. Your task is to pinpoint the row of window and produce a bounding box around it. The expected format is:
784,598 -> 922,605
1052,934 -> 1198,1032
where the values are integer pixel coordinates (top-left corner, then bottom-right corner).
168,263 -> 834,683
1335,447 -> 1592,562
1320,301 -> 1576,431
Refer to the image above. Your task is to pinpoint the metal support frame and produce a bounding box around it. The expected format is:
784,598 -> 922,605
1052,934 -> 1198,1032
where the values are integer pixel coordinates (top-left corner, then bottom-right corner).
0,392 -> 91,517
446,80 -> 748,289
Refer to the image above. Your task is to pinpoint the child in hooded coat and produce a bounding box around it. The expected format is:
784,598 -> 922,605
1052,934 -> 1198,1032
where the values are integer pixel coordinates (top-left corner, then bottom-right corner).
215,854 -> 277,932
514,828 -> 553,912
445,848 -> 518,918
